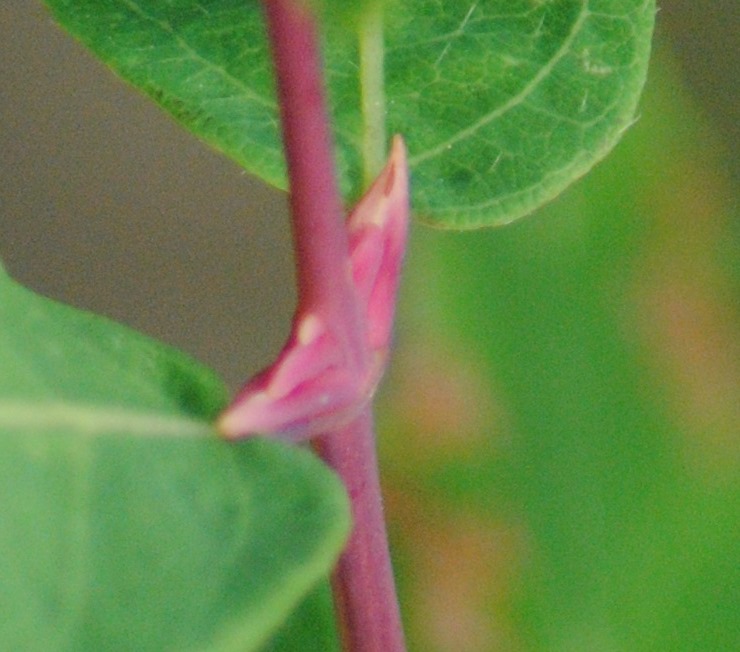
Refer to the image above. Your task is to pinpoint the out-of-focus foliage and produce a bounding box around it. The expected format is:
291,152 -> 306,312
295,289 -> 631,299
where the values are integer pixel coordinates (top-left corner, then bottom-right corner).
0,265 -> 350,652
379,47 -> 739,651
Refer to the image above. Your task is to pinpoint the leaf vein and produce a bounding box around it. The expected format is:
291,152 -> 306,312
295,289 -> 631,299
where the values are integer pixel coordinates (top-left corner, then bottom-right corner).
408,0 -> 589,167
0,401 -> 215,438
116,0 -> 276,112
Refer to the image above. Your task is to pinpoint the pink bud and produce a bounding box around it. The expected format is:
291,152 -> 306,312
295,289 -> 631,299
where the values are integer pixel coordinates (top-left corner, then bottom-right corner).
219,137 -> 409,441
348,136 -> 409,353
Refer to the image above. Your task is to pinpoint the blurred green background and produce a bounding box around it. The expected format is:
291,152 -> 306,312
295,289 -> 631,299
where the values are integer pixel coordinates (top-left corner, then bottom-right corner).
1,2 -> 737,651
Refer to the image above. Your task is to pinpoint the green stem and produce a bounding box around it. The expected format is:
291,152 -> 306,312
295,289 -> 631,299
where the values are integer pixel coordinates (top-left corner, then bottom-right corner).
359,3 -> 387,188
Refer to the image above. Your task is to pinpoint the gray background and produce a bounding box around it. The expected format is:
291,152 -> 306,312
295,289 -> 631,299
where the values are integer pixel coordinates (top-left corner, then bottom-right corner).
1,2 -> 737,389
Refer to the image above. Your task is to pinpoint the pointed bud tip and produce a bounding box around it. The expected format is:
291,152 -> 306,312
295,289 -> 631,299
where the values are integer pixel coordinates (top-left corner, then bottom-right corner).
385,135 -> 407,195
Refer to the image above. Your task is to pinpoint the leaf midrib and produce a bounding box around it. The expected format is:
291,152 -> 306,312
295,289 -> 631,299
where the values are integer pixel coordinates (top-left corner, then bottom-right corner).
0,400 -> 215,437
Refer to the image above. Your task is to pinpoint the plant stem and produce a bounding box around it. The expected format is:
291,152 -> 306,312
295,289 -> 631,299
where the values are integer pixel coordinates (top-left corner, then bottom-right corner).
263,0 -> 364,369
314,409 -> 406,652
359,3 -> 387,187
262,1 -> 405,650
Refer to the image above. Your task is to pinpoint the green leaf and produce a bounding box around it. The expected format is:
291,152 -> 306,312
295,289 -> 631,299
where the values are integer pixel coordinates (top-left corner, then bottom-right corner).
381,0 -> 656,227
40,0 -> 655,228
262,583 -> 341,652
0,268 -> 349,651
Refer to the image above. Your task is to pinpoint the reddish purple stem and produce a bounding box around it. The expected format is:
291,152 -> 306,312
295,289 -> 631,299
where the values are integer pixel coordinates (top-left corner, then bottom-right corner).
262,1 -> 406,651
264,0 -> 366,372
314,410 -> 406,652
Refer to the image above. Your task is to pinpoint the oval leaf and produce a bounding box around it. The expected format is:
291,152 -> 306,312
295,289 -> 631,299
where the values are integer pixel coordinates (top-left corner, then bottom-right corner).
0,267 -> 349,651
40,0 -> 654,228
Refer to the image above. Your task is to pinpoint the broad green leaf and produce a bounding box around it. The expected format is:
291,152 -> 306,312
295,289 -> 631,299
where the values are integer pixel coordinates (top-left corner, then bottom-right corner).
41,0 -> 655,228
0,267 -> 349,651
379,50 -> 738,650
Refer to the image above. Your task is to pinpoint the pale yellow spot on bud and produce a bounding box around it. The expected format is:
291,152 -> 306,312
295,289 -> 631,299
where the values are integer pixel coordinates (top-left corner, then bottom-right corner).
297,313 -> 323,345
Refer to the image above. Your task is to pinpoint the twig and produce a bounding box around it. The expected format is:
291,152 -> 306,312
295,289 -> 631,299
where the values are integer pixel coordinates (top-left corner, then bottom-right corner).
261,1 -> 406,650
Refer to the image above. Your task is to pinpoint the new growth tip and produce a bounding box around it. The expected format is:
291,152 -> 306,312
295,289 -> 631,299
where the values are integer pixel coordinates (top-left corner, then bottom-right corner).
219,136 -> 409,441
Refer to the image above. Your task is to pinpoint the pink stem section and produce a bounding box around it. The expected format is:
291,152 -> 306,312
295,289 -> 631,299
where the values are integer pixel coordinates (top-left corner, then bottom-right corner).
264,0 -> 365,368
314,409 -> 406,652
262,1 -> 406,650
